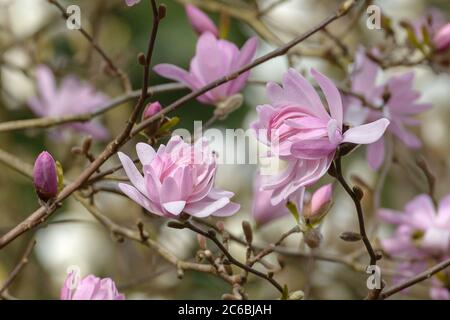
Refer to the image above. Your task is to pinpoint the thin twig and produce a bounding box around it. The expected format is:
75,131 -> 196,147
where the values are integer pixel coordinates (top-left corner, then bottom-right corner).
0,239 -> 36,295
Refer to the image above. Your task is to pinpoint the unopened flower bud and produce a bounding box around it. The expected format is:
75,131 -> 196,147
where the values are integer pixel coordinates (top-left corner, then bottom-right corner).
304,228 -> 323,249
197,234 -> 207,250
288,290 -> 305,300
433,23 -> 450,52
185,4 -> 218,37
33,151 -> 58,202
340,231 -> 362,242
242,220 -> 253,244
304,184 -> 332,225
142,101 -> 162,120
141,101 -> 163,137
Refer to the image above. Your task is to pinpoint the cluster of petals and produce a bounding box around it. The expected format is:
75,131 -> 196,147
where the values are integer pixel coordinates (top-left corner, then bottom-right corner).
28,65 -> 109,140
345,50 -> 431,169
251,68 -> 389,205
379,194 -> 450,299
118,136 -> 240,218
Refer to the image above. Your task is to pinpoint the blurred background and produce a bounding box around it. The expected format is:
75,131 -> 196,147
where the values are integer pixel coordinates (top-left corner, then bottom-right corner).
0,0 -> 449,299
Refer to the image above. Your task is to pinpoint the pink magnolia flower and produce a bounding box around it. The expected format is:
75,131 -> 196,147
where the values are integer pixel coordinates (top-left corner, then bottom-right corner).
252,172 -> 304,226
61,272 -> 124,300
185,4 -> 218,37
154,32 -> 258,105
430,279 -> 450,300
118,136 -> 240,217
434,23 -> 450,52
345,50 -> 431,169
33,151 -> 58,202
378,194 -> 450,258
125,0 -> 140,6
28,65 -> 109,140
251,68 -> 389,205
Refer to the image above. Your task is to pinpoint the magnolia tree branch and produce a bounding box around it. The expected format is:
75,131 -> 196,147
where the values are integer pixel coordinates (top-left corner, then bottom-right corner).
0,239 -> 36,297
0,83 -> 185,133
380,257 -> 450,299
48,0 -> 132,92
0,0 -> 358,251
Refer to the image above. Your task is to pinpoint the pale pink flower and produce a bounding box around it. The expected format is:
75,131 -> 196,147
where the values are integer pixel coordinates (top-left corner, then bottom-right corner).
28,65 -> 109,140
125,0 -> 140,6
379,194 -> 450,258
154,33 -> 258,105
61,272 -> 124,300
252,172 -> 304,226
185,4 -> 218,37
345,50 -> 431,169
430,280 -> 450,300
413,8 -> 449,52
251,68 -> 389,205
118,136 -> 240,217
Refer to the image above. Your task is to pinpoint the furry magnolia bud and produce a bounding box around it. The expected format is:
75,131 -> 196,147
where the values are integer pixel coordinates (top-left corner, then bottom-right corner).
304,228 -> 323,249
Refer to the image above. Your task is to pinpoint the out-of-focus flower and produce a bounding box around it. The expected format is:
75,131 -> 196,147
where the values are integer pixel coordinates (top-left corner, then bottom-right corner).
251,68 -> 389,205
380,194 -> 450,299
28,65 -> 109,140
118,136 -> 240,217
379,194 -> 450,257
125,0 -> 140,6
345,50 -> 431,169
154,33 -> 258,105
33,151 -> 58,202
61,272 -> 124,300
434,23 -> 450,52
430,279 -> 450,300
142,101 -> 162,120
252,172 -> 304,226
185,4 -> 218,37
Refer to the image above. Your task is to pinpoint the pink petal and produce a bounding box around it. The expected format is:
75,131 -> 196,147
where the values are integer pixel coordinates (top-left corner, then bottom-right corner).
118,152 -> 146,196
436,195 -> 450,227
311,68 -> 343,127
136,142 -> 156,166
342,118 -> 389,144
162,201 -> 186,215
366,137 -> 385,170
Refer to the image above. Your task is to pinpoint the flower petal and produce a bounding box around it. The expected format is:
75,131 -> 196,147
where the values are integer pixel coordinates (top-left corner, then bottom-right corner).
342,118 -> 389,144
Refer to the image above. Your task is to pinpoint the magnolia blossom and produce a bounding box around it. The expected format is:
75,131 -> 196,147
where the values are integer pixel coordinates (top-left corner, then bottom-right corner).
61,272 -> 124,300
154,32 -> 258,105
345,50 -> 431,169
185,4 -> 218,37
142,101 -> 162,120
125,0 -> 140,6
33,151 -> 58,202
251,68 -> 389,205
28,65 -> 109,140
379,194 -> 450,257
118,136 -> 240,217
379,194 -> 450,299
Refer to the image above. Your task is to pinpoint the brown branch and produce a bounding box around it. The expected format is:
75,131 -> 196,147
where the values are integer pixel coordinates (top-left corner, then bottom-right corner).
380,257 -> 450,299
0,83 -> 185,133
182,220 -> 284,294
0,239 -> 36,296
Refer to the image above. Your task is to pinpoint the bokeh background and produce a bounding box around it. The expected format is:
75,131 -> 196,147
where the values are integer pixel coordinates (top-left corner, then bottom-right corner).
0,0 -> 449,299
